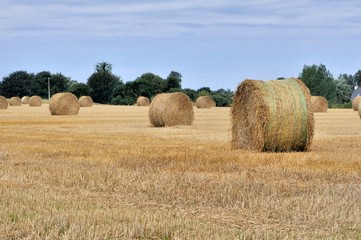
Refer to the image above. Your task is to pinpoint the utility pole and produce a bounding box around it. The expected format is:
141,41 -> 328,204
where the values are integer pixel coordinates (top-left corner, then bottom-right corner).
48,77 -> 50,100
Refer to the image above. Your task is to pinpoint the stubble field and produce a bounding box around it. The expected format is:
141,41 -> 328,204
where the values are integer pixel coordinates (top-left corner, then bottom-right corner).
0,104 -> 361,239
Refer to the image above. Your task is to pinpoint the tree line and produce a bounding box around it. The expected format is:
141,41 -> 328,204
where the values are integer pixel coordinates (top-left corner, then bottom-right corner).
0,62 -> 359,107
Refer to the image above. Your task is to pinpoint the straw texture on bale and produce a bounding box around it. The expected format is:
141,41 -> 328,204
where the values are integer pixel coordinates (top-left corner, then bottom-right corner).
28,96 -> 42,107
231,78 -> 314,152
149,92 -> 194,127
79,96 -> 93,107
195,96 -> 216,108
352,96 -> 361,111
310,96 -> 328,112
358,103 -> 361,119
136,96 -> 150,106
8,97 -> 21,106
21,96 -> 30,104
49,93 -> 80,115
0,96 -> 8,109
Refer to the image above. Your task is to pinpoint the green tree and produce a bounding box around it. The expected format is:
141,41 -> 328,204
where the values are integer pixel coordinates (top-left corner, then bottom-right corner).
0,71 -> 34,97
338,73 -> 355,91
354,70 -> 361,88
87,62 -> 122,104
299,64 -> 336,102
31,71 -> 52,99
131,73 -> 167,98
166,71 -> 182,90
31,71 -> 74,99
68,83 -> 92,98
335,79 -> 352,104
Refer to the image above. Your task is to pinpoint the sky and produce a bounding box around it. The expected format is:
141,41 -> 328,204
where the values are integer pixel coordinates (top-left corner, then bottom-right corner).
1,0 -> 361,90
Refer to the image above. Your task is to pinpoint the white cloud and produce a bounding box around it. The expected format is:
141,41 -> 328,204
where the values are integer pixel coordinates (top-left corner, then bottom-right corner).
1,0 -> 361,38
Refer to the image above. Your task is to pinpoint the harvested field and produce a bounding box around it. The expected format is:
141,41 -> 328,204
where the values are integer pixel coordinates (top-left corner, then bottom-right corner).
0,105 -> 360,239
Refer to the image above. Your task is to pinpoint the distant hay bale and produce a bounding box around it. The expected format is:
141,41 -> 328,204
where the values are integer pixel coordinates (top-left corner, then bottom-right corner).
310,96 -> 328,112
0,96 -> 8,109
21,96 -> 30,104
352,96 -> 361,111
149,92 -> 194,127
136,96 -> 150,106
196,96 -> 216,108
8,97 -> 21,106
359,103 -> 361,119
79,96 -> 93,107
28,96 -> 42,107
231,78 -> 314,152
49,92 -> 80,115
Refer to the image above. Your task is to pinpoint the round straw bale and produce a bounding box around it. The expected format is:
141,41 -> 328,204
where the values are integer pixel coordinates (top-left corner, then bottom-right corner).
21,96 -> 30,104
195,96 -> 216,108
359,103 -> 361,119
28,96 -> 42,107
352,96 -> 361,111
49,92 -> 80,115
136,96 -> 150,106
231,78 -> 314,152
79,96 -> 93,107
0,96 -> 8,109
149,92 -> 194,127
8,97 -> 21,106
310,96 -> 328,112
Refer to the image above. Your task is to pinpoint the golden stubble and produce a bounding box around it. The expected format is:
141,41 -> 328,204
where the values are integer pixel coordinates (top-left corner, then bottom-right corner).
0,105 -> 361,239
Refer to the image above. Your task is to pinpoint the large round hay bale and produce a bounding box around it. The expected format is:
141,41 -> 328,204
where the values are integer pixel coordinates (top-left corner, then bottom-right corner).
28,96 -> 42,107
79,96 -> 93,107
352,96 -> 361,111
0,96 -> 8,109
310,96 -> 328,112
149,92 -> 194,127
195,96 -> 216,108
231,78 -> 314,152
21,96 -> 30,104
136,96 -> 150,106
8,97 -> 21,106
358,103 -> 361,119
49,92 -> 80,115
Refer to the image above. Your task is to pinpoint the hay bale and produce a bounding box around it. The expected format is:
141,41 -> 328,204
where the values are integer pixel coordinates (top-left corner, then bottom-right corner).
310,96 -> 328,112
0,96 -> 8,109
79,96 -> 93,107
231,78 -> 314,152
49,92 -> 80,115
136,96 -> 150,106
195,96 -> 216,108
28,96 -> 42,107
21,96 -> 30,104
359,103 -> 361,119
8,97 -> 21,106
352,96 -> 361,111
149,92 -> 194,127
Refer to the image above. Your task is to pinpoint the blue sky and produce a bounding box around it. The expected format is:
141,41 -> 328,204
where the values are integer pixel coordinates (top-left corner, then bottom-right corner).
1,0 -> 361,90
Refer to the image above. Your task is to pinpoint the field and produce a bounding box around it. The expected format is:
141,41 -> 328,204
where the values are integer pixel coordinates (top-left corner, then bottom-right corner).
0,104 -> 361,239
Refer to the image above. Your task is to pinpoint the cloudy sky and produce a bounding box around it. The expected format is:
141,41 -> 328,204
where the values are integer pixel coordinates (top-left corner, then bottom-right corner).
1,0 -> 361,90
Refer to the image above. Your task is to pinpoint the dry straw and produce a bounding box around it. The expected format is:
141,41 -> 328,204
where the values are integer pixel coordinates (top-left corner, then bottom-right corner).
136,96 -> 150,106
310,96 -> 328,112
352,96 -> 361,111
49,92 -> 80,115
359,103 -> 361,119
231,78 -> 314,152
149,92 -> 194,127
21,96 -> 30,104
0,96 -> 8,109
28,96 -> 42,107
8,97 -> 21,106
196,96 -> 216,108
79,96 -> 93,107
